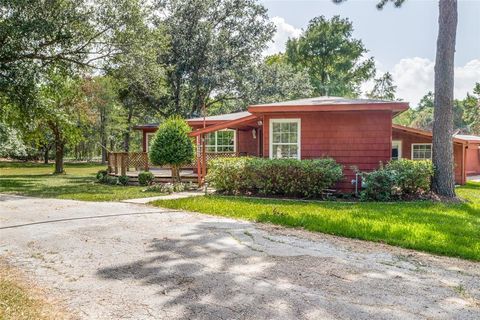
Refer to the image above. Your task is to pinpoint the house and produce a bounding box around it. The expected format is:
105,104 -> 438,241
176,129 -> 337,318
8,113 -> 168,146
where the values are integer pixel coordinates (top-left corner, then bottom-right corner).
134,97 -> 480,191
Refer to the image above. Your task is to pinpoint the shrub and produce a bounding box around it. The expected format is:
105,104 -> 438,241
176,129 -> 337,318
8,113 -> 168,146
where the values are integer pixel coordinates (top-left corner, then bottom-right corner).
144,182 -> 190,194
149,116 -> 195,182
386,159 -> 434,195
360,166 -> 396,201
104,176 -> 119,185
96,170 -> 108,181
138,171 -> 155,186
359,159 -> 435,201
207,157 -> 343,198
118,175 -> 130,186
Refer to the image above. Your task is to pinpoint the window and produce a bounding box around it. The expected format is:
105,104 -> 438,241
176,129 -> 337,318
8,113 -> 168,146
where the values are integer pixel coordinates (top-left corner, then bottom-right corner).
412,143 -> 432,160
269,119 -> 301,159
205,130 -> 236,153
391,140 -> 402,160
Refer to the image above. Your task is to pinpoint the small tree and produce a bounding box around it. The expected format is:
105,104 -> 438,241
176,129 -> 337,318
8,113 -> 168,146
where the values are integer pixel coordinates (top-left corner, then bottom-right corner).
149,116 -> 194,182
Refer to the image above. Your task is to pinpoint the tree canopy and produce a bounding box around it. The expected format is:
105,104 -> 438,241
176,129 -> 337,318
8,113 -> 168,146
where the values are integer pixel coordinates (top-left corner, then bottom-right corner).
285,16 -> 375,97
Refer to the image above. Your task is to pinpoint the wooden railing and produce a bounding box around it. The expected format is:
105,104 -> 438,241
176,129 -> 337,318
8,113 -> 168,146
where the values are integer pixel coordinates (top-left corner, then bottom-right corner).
107,152 -> 149,175
107,151 -> 238,176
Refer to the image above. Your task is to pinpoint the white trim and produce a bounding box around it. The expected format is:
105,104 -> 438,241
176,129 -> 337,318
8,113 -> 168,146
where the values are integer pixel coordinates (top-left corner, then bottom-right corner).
146,133 -> 155,152
205,129 -> 236,153
392,140 -> 402,160
269,118 -> 301,159
411,143 -> 432,160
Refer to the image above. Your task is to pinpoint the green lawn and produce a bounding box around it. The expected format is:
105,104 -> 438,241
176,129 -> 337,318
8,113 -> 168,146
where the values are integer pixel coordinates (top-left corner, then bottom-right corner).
0,161 -> 162,201
152,182 -> 480,261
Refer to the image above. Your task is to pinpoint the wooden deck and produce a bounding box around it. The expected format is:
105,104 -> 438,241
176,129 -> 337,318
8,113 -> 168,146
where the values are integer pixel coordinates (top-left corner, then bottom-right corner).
109,168 -> 198,183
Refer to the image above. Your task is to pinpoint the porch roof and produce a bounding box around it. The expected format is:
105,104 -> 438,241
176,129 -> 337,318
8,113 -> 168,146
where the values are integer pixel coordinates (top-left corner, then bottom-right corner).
392,124 -> 469,144
189,114 -> 260,137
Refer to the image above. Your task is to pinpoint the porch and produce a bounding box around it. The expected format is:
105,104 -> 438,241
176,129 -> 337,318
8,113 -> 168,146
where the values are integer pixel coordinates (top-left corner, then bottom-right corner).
106,151 -> 238,183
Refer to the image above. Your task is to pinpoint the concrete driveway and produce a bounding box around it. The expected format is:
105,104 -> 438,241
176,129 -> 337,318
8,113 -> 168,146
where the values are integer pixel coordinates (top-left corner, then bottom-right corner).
1,194 -> 479,319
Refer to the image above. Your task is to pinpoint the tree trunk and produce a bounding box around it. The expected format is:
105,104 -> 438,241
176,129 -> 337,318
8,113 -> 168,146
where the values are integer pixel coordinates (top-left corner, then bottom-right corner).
171,165 -> 181,183
100,105 -> 107,164
432,0 -> 458,198
123,107 -> 133,152
54,141 -> 65,174
44,146 -> 49,164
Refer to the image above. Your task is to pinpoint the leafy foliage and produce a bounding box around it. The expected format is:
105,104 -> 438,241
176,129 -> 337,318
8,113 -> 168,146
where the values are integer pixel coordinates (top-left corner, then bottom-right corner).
207,157 -> 343,198
360,159 -> 435,201
149,116 -> 194,181
0,122 -> 27,158
285,16 -> 375,97
138,171 -> 155,186
366,72 -> 397,100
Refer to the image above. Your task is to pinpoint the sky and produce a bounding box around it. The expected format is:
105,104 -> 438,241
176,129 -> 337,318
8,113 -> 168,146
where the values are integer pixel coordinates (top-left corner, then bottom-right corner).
260,0 -> 480,106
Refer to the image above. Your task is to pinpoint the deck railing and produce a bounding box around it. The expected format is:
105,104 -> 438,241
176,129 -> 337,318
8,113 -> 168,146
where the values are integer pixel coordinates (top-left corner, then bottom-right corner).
107,151 -> 238,176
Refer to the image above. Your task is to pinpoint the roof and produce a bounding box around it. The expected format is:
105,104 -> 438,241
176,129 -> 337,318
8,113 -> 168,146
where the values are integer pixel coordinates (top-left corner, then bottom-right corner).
250,96 -> 405,107
186,111 -> 251,123
248,96 -> 409,115
392,124 -> 476,144
453,134 -> 480,143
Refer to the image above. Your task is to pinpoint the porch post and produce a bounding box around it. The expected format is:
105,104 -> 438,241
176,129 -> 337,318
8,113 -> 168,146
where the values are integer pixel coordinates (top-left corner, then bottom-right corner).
196,136 -> 202,185
201,133 -> 207,185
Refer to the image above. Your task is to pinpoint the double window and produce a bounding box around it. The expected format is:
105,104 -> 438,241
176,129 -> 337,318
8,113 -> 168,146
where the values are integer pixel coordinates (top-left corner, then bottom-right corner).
269,119 -> 301,159
205,129 -> 236,153
412,143 -> 432,160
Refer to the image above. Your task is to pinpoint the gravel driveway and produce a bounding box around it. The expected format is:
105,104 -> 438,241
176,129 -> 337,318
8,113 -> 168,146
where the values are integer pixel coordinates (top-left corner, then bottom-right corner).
1,194 -> 479,320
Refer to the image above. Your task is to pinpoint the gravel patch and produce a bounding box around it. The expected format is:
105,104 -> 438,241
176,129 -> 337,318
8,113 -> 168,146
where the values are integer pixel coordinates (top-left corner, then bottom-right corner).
1,194 -> 479,319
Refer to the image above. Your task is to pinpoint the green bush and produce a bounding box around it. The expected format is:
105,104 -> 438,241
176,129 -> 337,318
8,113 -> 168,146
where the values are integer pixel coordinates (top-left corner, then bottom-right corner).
138,171 -> 155,186
149,116 -> 195,182
96,170 -> 108,181
118,175 -> 130,186
360,166 -> 396,201
360,159 -> 435,201
144,182 -> 190,194
104,176 -> 119,185
386,159 -> 434,195
207,157 -> 343,198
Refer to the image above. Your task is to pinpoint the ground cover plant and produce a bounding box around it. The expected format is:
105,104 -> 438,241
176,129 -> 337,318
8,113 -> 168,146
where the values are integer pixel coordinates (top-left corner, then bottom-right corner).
152,181 -> 480,261
0,161 -> 163,201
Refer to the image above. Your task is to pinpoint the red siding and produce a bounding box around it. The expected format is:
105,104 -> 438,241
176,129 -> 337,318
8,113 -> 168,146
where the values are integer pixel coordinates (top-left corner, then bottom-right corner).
263,111 -> 393,192
392,129 -> 466,184
237,128 -> 260,156
466,143 -> 480,176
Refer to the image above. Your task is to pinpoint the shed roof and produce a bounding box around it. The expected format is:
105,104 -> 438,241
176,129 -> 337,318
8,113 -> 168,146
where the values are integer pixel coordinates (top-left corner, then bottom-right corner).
453,134 -> 480,143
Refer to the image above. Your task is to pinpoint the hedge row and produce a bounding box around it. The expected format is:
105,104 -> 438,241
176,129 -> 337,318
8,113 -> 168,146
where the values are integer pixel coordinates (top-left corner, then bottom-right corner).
207,157 -> 343,198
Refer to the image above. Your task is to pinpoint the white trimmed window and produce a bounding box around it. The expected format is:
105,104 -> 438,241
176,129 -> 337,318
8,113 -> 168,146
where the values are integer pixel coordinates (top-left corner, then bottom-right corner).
391,140 -> 402,160
269,119 -> 301,159
412,143 -> 432,160
205,129 -> 236,153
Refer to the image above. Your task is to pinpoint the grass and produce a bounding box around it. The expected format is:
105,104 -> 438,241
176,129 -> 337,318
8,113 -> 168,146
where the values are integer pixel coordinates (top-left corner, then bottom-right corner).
152,182 -> 480,261
0,161 -> 163,201
0,260 -> 67,319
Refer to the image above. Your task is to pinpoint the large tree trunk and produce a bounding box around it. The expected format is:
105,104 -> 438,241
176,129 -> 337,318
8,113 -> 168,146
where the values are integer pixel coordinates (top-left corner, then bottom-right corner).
100,106 -> 107,164
54,140 -> 65,174
432,0 -> 458,198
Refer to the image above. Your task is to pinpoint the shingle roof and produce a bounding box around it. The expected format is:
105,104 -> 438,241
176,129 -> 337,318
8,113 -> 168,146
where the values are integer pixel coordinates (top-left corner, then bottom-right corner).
187,111 -> 251,122
453,134 -> 480,142
250,96 -> 406,108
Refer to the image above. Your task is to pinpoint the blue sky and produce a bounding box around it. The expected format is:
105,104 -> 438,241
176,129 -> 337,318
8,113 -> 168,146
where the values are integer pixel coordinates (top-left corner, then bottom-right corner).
260,0 -> 480,105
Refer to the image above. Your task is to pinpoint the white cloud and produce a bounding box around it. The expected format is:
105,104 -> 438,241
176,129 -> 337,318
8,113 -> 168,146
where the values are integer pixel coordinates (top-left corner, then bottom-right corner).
363,58 -> 480,106
263,16 -> 302,56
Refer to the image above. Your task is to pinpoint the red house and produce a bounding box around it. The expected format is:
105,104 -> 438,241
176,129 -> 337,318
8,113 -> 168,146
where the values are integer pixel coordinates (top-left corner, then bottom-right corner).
135,97 -> 480,191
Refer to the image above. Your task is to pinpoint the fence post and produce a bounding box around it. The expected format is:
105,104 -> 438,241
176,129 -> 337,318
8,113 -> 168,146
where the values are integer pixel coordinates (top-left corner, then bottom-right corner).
120,153 -> 127,176
114,153 -> 119,175
107,153 -> 112,173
